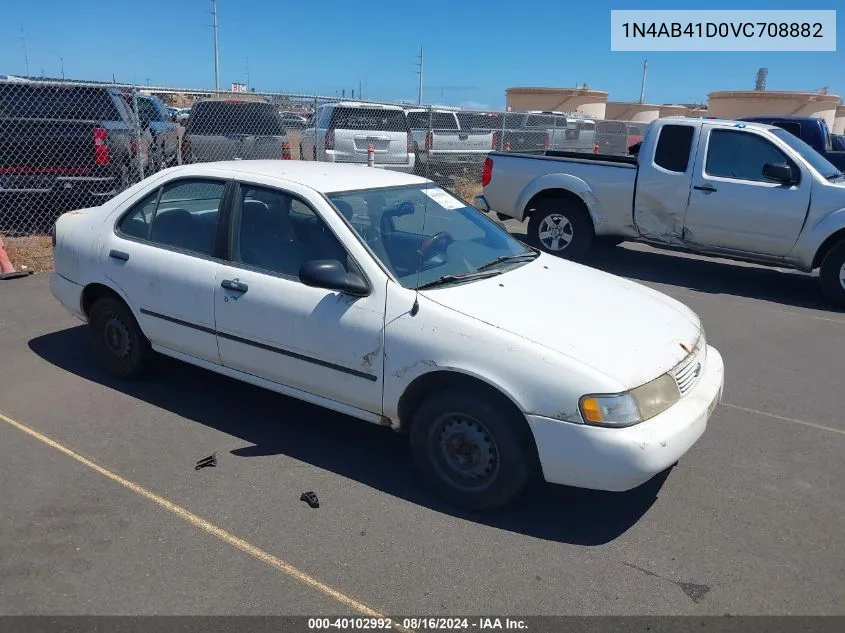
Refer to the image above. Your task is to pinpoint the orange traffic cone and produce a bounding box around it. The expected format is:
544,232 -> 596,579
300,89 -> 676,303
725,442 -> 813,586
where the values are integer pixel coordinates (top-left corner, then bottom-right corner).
0,234 -> 32,280
0,235 -> 15,274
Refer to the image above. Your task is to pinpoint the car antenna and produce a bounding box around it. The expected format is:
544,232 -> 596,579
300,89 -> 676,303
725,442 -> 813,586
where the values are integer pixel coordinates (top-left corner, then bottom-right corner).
410,185 -> 431,317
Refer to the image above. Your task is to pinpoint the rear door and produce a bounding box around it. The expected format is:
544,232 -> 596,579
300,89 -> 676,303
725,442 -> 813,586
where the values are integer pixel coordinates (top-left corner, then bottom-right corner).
683,125 -> 811,256
103,177 -> 230,363
331,107 -> 409,164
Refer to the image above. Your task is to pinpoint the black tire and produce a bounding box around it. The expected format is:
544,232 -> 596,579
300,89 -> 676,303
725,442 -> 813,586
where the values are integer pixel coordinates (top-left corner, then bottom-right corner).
410,389 -> 533,511
88,297 -> 151,379
526,198 -> 594,259
819,240 -> 845,307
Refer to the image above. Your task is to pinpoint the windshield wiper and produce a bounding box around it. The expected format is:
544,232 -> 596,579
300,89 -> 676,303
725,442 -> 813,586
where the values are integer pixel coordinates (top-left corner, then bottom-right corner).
475,252 -> 539,272
416,270 -> 504,290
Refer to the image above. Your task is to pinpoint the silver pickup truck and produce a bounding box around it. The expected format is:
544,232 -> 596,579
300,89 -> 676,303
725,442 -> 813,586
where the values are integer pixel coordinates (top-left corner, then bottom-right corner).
405,109 -> 493,175
476,117 -> 845,306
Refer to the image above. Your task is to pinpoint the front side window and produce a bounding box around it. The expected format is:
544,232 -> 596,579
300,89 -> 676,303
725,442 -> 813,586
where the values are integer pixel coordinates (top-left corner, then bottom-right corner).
230,185 -> 349,277
328,185 -> 534,289
706,130 -> 794,183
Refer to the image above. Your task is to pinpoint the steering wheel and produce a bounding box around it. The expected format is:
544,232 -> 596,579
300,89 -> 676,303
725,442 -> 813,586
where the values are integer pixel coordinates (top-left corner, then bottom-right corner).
419,231 -> 454,257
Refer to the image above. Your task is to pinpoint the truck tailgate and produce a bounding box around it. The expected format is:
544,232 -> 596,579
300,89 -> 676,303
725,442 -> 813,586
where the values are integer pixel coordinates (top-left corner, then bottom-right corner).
432,130 -> 493,153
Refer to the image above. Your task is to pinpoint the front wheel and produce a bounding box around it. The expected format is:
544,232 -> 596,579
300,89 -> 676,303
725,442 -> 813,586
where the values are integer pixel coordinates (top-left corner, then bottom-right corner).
526,200 -> 594,259
819,240 -> 845,307
410,389 -> 532,511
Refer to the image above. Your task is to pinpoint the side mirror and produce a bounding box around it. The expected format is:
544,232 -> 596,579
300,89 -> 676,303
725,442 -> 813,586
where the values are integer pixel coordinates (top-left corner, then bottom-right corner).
762,162 -> 795,184
299,260 -> 369,296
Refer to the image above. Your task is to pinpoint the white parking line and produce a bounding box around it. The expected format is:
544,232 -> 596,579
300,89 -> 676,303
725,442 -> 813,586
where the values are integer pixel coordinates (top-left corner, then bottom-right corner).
721,402 -> 845,436
0,409 -> 412,630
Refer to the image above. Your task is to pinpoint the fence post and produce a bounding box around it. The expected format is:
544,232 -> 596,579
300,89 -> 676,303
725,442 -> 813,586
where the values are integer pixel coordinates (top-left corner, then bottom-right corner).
367,144 -> 375,167
130,90 -> 145,183
500,112 -> 507,151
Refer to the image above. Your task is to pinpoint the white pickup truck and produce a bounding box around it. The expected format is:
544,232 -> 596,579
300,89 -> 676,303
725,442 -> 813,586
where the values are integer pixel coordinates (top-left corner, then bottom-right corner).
405,109 -> 494,176
476,117 -> 845,306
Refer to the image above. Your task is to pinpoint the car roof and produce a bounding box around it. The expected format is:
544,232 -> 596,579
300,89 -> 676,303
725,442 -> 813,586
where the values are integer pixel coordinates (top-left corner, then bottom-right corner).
323,101 -> 405,111
165,160 -> 429,194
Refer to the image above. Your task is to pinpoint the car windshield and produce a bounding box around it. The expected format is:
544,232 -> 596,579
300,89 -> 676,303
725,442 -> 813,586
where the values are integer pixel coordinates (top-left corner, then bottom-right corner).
327,184 -> 536,289
770,128 -> 841,179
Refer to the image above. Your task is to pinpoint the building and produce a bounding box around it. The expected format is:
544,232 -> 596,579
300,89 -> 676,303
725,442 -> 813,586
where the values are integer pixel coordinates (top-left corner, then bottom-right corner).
505,87 -> 608,119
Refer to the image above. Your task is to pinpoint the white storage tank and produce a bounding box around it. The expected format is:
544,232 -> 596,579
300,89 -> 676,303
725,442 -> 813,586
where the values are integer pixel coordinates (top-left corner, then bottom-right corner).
605,102 -> 660,122
833,105 -> 845,135
506,87 -> 608,120
707,90 -> 840,129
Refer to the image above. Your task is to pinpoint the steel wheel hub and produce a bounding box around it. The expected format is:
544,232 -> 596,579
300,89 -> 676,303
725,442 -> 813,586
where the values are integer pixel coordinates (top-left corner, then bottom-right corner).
437,416 -> 498,484
104,315 -> 131,359
538,214 -> 573,251
839,261 -> 845,291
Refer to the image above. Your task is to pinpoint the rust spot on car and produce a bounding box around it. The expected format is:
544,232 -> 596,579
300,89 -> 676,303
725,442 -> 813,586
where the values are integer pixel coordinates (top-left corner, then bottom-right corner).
392,359 -> 437,378
379,415 -> 392,427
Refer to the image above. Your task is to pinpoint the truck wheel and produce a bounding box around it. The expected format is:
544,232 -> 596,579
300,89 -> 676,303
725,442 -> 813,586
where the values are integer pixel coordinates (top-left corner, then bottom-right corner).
409,389 -> 532,511
89,297 -> 151,380
527,199 -> 594,259
819,240 -> 845,307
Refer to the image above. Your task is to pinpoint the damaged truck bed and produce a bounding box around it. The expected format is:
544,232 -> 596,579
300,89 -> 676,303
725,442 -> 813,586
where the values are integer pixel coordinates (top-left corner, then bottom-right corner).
476,116 -> 845,306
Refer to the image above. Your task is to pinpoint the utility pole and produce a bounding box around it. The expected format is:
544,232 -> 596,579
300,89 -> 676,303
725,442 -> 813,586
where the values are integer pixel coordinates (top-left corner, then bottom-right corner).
359,79 -> 362,101
245,57 -> 249,90
639,59 -> 648,104
211,0 -> 220,92
416,46 -> 424,105
60,56 -> 64,80
21,27 -> 29,76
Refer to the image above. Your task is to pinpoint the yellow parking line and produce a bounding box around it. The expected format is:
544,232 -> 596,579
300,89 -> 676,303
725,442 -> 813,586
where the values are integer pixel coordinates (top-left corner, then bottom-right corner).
721,402 -> 845,436
0,409 -> 410,629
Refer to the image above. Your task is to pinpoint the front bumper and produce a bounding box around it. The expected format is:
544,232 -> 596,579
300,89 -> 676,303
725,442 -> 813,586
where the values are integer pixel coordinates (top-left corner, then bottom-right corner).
527,345 -> 724,492
49,273 -> 86,322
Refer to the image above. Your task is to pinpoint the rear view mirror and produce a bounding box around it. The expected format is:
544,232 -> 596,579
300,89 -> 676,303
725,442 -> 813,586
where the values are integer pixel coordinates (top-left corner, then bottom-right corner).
299,260 -> 369,296
762,162 -> 795,184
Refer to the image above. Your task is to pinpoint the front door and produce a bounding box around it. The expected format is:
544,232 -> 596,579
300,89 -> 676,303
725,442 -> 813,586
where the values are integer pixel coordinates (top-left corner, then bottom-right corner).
684,126 -> 810,257
213,182 -> 385,416
103,177 -> 228,364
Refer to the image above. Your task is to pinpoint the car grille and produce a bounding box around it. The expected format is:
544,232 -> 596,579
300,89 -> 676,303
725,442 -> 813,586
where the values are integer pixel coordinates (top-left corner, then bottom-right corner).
671,337 -> 706,397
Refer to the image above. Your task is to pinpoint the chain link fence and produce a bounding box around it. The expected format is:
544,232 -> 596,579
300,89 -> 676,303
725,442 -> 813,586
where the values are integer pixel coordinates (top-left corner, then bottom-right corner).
1,78 -> 635,236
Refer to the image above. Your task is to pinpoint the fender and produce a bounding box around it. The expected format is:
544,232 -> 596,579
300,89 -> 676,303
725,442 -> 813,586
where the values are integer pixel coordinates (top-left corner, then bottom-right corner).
790,207 -> 845,271
514,172 -> 604,227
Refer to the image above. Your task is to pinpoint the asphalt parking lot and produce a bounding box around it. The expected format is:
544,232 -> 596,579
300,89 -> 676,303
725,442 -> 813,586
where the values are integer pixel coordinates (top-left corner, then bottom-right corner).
1,227 -> 844,616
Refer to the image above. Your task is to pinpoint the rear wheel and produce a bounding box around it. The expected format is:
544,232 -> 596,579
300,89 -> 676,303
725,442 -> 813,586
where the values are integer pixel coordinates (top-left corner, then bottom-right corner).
410,389 -> 532,511
527,199 -> 594,259
819,240 -> 845,307
88,297 -> 151,379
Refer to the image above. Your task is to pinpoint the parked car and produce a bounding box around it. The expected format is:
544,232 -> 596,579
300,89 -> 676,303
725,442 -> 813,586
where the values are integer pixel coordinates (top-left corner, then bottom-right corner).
476,117 -> 845,306
404,109 -> 494,176
126,93 -> 179,171
0,81 -> 151,231
181,100 -> 291,163
300,102 -> 415,172
49,161 -> 724,510
279,111 -> 308,129
594,120 -> 630,155
739,116 -> 845,171
455,112 -> 552,155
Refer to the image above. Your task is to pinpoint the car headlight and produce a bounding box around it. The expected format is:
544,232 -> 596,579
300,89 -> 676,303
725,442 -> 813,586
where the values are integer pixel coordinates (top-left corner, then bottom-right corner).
579,373 -> 680,427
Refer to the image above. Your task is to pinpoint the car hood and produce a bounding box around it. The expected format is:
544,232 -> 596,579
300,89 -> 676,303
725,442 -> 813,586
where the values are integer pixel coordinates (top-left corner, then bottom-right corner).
423,253 -> 703,389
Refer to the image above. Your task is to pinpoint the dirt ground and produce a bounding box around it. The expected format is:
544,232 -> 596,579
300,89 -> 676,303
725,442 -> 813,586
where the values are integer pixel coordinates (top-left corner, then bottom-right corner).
3,235 -> 55,273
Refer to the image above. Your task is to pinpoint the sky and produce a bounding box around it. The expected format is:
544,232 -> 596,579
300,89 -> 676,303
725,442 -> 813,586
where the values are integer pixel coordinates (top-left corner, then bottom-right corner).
0,0 -> 842,110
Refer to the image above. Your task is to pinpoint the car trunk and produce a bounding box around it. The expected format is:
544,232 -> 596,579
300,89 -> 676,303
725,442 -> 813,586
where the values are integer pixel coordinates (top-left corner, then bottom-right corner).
330,107 -> 409,165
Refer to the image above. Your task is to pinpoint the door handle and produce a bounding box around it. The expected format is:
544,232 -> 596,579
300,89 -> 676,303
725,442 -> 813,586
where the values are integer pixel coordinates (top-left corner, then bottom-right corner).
221,279 -> 248,293
109,249 -> 129,261
693,184 -> 717,193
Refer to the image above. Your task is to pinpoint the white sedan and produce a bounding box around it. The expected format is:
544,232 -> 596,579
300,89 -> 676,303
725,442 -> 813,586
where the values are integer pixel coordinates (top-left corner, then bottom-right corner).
50,160 -> 724,510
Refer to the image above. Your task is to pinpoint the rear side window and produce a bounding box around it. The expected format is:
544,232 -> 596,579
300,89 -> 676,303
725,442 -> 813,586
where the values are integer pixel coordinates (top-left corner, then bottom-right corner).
406,111 -> 458,130
456,113 -> 497,130
597,121 -> 627,134
330,107 -> 408,132
525,115 -> 558,128
0,85 -> 121,120
654,124 -> 695,172
771,120 -> 802,137
118,179 -> 226,256
187,102 -> 284,136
